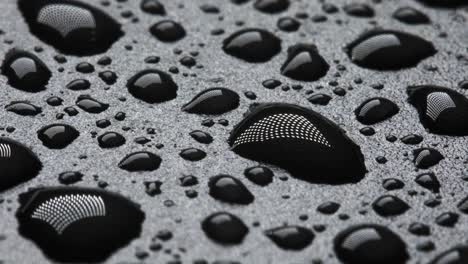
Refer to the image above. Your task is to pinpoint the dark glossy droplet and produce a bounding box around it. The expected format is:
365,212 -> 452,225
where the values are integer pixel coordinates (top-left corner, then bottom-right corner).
16,187 -> 144,262
343,3 -> 375,18
415,173 -> 440,193
127,69 -> 178,103
1,49 -> 51,92
223,28 -> 281,63
372,195 -> 410,217
18,0 -> 124,56
401,134 -> 423,145
277,17 -> 300,32
75,62 -> 94,73
37,124 -> 79,149
98,132 -> 125,148
436,212 -> 459,227
407,85 -> 468,136
393,7 -> 430,25
76,95 -> 109,113
382,178 -> 404,191
244,166 -> 273,186
182,88 -> 240,115
229,103 -> 366,184
179,148 -> 206,161
58,171 -> 83,185
334,224 -> 409,264
149,20 -> 186,42
413,148 -> 444,169
6,101 -> 42,116
118,151 -> 161,172
355,98 -> 399,125
430,245 -> 468,264
201,212 -> 248,245
264,226 -> 314,250
98,71 -> 117,85
417,0 -> 467,7
208,175 -> 254,205
408,222 -> 430,236
66,79 -> 90,91
308,93 -> 332,105
141,0 -> 165,15
189,130 -> 213,144
457,196 -> 468,214
281,44 -> 329,82
0,138 -> 42,192
254,0 -> 290,14
346,30 -> 436,70
317,201 -> 340,215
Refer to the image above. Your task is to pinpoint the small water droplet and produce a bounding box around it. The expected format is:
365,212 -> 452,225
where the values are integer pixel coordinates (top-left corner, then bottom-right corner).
393,7 -> 430,25
6,101 -> 42,116
254,0 -> 290,14
201,212 -> 248,245
413,148 -> 444,169
149,20 -> 186,42
127,69 -> 178,103
118,151 -> 161,172
179,148 -> 206,161
244,166 -> 273,186
98,132 -> 125,148
208,175 -> 254,205
37,124 -> 79,149
355,98 -> 399,125
76,95 -> 109,113
264,226 -> 314,250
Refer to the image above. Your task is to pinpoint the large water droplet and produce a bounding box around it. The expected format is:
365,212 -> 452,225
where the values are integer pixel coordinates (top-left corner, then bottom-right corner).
355,97 -> 399,125
264,226 -> 314,250
18,0 -> 124,55
127,69 -> 178,103
1,49 -> 51,92
334,224 -> 409,264
346,30 -> 436,70
417,0 -> 468,7
182,88 -> 240,115
37,124 -> 79,149
208,175 -> 254,205
281,44 -> 329,82
223,28 -> 281,63
201,212 -> 248,245
228,103 -> 367,184
118,151 -> 161,172
16,187 -> 144,262
407,85 -> 468,136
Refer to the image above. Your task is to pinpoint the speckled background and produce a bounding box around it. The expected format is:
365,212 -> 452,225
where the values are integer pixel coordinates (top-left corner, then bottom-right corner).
0,0 -> 468,263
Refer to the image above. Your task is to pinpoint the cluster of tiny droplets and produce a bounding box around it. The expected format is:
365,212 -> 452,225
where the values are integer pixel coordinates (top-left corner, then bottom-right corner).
31,194 -> 106,234
233,113 -> 331,148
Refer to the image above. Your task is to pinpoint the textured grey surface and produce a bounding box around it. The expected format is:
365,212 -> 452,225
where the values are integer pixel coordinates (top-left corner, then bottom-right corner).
0,0 -> 468,263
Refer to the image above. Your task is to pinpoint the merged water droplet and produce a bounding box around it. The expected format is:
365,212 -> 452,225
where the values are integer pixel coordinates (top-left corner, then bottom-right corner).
254,0 -> 290,14
201,212 -> 248,245
127,69 -> 178,103
1,49 -> 51,92
372,195 -> 410,217
407,85 -> 468,136
430,245 -> 468,264
355,97 -> 399,125
76,95 -> 109,113
6,101 -> 42,116
281,44 -> 329,82
97,132 -> 125,148
182,88 -> 240,115
223,28 -> 281,63
346,30 -> 436,70
37,124 -> 79,149
149,20 -> 186,42
393,7 -> 430,25
208,175 -> 254,205
18,0 -> 124,55
0,138 -> 42,192
16,187 -> 145,262
228,103 -> 367,184
264,226 -> 314,250
413,148 -> 444,169
118,151 -> 161,172
334,224 -> 409,264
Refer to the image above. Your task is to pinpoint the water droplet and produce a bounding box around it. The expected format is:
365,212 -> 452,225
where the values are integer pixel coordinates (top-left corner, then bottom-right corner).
436,212 -> 459,227
401,134 -> 423,145
264,226 -> 314,250
343,3 -> 375,18
417,0 -> 467,7
334,224 -> 409,264
254,0 -> 290,14
407,85 -> 468,136
372,195 -> 410,217
18,0 -> 124,56
413,148 -> 444,169
179,148 -> 206,161
37,124 -> 79,149
66,79 -> 90,91
98,132 -> 125,148
141,0 -> 165,15
408,223 -> 430,236
393,7 -> 430,25
223,28 -> 281,63
118,151 -> 161,172
201,212 -> 248,245
308,93 -> 332,105
6,101 -> 42,116
58,171 -> 83,185
415,173 -> 440,193
382,178 -> 404,191
208,175 -> 254,205
346,30 -> 436,70
189,130 -> 213,144
317,201 -> 340,215
182,88 -> 240,115
98,70 -> 117,85
76,95 -> 109,113
0,138 -> 41,192
281,44 -> 329,82
244,166 -> 273,186
16,187 -> 144,262
277,17 -> 300,32
1,49 -> 51,92
229,103 -> 367,184
149,20 -> 186,42
430,245 -> 468,264
355,98 -> 399,125
127,69 -> 178,103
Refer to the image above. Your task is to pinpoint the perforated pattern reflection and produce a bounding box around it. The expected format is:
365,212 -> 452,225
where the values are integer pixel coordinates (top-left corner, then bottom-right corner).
31,194 -> 106,234
415,149 -> 430,166
0,143 -> 11,158
184,90 -> 223,109
233,113 -> 331,148
342,229 -> 381,250
358,99 -> 381,116
37,4 -> 96,37
351,34 -> 401,61
426,92 -> 456,121
10,58 -> 37,79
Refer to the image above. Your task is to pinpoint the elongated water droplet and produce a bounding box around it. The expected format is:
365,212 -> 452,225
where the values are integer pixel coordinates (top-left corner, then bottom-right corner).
201,212 -> 248,245
393,7 -> 430,25
254,0 -> 290,14
76,95 -> 109,113
265,226 -> 314,250
118,151 -> 161,172
6,101 -> 42,116
182,88 -> 240,115
413,148 -> 444,169
355,97 -> 399,125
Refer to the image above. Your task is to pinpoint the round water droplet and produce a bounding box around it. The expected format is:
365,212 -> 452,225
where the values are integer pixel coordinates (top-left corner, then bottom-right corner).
141,0 -> 165,15
182,88 -> 240,115
355,97 -> 399,125
37,124 -> 79,149
372,195 -> 410,217
149,20 -> 186,42
127,69 -> 178,103
346,30 -> 436,70
118,151 -> 161,172
223,28 -> 281,63
208,175 -> 254,205
277,17 -> 300,32
264,226 -> 314,250
281,44 -> 329,82
6,101 -> 42,116
98,132 -> 125,148
201,212 -> 248,245
1,49 -> 51,92
18,0 -> 124,55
